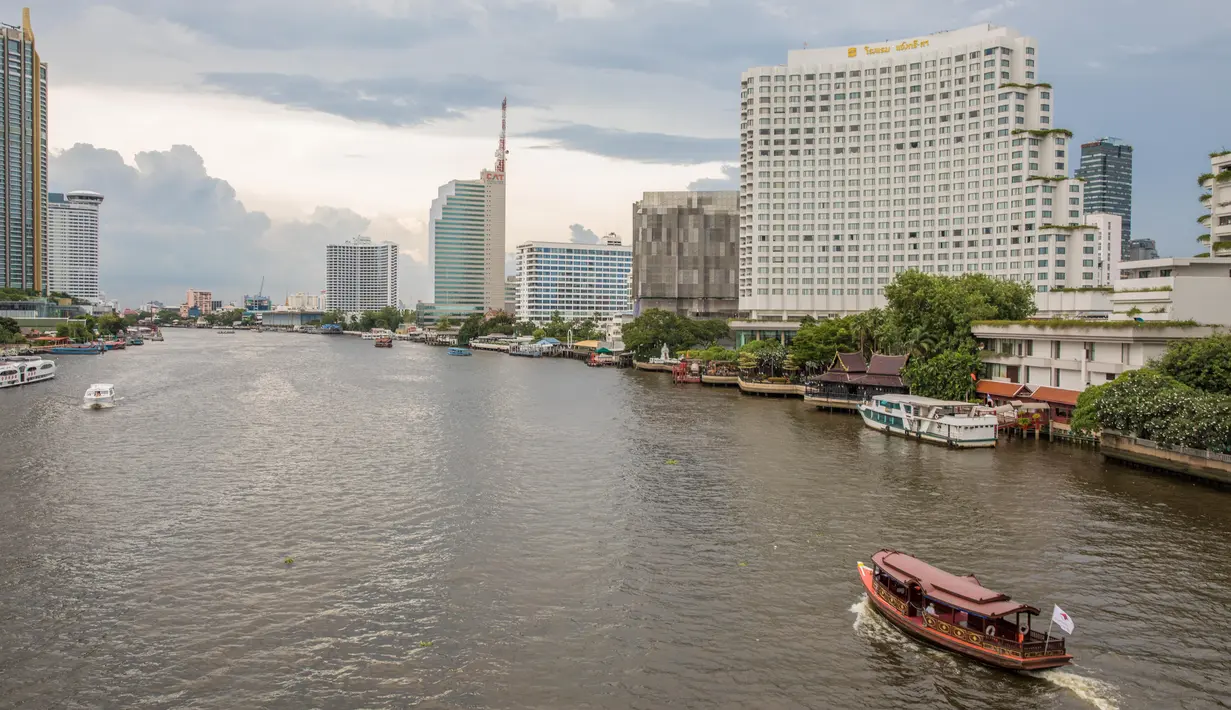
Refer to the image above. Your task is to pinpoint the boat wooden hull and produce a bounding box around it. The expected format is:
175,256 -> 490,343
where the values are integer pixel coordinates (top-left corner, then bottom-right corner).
857,563 -> 1071,671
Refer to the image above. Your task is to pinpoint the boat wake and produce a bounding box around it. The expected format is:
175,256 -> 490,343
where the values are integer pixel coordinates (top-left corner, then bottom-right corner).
850,594 -> 902,644
1030,669 -> 1119,710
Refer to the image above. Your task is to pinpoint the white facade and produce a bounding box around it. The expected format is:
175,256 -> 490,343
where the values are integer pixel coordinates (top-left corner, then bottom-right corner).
46,191 -> 103,299
286,292 -> 325,310
325,236 -> 398,313
1202,152 -> 1231,256
975,323 -> 1223,392
1086,213 -> 1121,287
740,24 -> 1092,318
1111,256 -> 1231,326
516,234 -> 633,324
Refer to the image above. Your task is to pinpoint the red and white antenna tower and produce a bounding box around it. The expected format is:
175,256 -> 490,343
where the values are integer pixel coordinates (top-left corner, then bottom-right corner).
495,97 -> 508,174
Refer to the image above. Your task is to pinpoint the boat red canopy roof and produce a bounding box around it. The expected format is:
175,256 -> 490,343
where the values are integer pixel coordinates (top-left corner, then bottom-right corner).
873,549 -> 1040,618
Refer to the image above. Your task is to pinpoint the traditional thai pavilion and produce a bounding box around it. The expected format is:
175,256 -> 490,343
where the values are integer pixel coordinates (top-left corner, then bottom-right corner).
805,352 -> 910,410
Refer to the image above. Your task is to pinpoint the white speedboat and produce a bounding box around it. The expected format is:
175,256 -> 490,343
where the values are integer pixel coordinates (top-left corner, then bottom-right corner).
84,383 -> 116,409
857,394 -> 999,449
216,328 -> 235,334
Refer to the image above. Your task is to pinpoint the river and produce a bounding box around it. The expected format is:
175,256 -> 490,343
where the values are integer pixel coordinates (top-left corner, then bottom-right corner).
1,330 -> 1228,709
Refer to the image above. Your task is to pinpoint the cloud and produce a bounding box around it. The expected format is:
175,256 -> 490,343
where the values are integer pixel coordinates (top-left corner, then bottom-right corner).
687,164 -> 740,191
526,124 -> 736,165
969,0 -> 1016,23
201,72 -> 513,127
569,223 -> 600,244
50,143 -> 430,306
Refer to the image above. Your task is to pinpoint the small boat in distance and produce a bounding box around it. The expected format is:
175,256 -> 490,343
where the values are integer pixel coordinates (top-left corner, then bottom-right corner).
84,383 -> 116,409
149,332 -> 164,341
50,343 -> 102,355
216,328 -> 236,334
127,337 -> 144,346
857,394 -> 998,448
447,347 -> 472,356
374,337 -> 393,348
858,549 -> 1072,671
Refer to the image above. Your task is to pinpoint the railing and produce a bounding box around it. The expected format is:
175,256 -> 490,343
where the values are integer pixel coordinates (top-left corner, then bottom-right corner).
1104,430 -> 1231,463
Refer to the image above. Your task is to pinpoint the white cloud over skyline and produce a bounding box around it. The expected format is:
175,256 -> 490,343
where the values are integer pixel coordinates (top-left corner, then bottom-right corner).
9,0 -> 1231,306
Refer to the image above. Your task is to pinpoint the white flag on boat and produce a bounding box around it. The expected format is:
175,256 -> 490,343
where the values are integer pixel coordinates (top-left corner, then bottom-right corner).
1051,604 -> 1075,634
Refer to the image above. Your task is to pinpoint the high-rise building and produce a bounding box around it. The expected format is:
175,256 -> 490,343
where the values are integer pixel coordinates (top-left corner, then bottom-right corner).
1125,239 -> 1159,262
1086,213 -> 1122,287
179,289 -> 213,318
739,25 -> 1089,318
632,191 -> 740,318
429,99 -> 508,320
324,236 -> 398,313
46,190 -> 103,299
1076,137 -> 1133,251
1,9 -> 48,293
286,292 -> 325,310
516,234 -> 632,324
503,276 -> 519,315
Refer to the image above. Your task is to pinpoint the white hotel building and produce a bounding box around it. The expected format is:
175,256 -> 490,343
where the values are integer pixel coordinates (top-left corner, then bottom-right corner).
516,234 -> 632,325
325,236 -> 398,313
740,24 -> 1094,318
46,190 -> 104,299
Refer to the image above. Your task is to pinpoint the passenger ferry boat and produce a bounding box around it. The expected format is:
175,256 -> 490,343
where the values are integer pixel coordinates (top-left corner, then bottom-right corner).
84,383 -> 116,409
0,357 -> 56,386
858,394 -> 998,448
447,347 -> 472,356
858,549 -> 1071,671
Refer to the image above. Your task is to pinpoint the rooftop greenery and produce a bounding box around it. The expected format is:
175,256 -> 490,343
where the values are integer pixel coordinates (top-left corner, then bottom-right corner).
999,82 -> 1052,90
1195,252 -> 1211,258
1211,150 -> 1231,158
1117,286 -> 1173,293
1049,286 -> 1112,293
1012,128 -> 1073,138
1039,223 -> 1098,231
973,319 -> 1204,329
1027,175 -> 1069,182
1198,172 -> 1215,186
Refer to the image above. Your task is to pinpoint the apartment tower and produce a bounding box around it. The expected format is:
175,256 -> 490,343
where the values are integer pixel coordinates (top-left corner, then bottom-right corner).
324,236 -> 399,313
1,9 -> 48,292
46,190 -> 103,299
516,234 -> 632,324
740,25 -> 1089,318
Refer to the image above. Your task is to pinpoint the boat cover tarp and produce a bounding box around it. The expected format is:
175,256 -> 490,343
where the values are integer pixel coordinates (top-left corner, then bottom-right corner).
873,549 -> 1039,618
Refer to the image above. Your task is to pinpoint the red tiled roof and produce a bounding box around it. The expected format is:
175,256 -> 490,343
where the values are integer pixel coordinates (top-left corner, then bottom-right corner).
1028,386 -> 1081,407
976,380 -> 1026,398
868,354 -> 909,376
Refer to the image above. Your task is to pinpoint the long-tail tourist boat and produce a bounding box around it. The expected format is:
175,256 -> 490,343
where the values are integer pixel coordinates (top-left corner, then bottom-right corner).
857,549 -> 1071,671
50,343 -> 102,355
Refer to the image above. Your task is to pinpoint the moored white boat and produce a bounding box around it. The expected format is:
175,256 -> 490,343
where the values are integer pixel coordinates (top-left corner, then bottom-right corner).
216,328 -> 235,334
857,394 -> 998,448
0,356 -> 56,386
84,383 -> 116,409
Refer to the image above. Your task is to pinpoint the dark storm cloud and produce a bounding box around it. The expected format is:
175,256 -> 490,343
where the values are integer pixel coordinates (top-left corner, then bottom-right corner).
50,143 -> 425,306
687,164 -> 740,191
201,73 -> 512,127
526,124 -> 736,165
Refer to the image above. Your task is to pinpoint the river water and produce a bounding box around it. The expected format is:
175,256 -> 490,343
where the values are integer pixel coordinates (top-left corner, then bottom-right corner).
1,330 -> 1228,710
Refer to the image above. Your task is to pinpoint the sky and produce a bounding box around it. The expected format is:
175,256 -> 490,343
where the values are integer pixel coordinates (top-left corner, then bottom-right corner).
10,0 -> 1230,307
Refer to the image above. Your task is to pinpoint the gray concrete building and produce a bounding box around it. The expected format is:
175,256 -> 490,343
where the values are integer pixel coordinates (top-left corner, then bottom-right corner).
632,191 -> 739,318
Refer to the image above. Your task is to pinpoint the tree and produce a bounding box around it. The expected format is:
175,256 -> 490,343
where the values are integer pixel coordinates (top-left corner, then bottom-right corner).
532,328 -> 546,340
436,315 -> 454,330
739,339 -> 787,376
621,309 -> 697,361
1155,334 -> 1231,394
0,316 -> 25,344
1070,382 -> 1109,436
789,317 -> 857,368
882,272 -> 1036,356
95,312 -> 126,337
321,310 -> 347,326
55,320 -> 92,342
903,350 -> 981,401
686,319 -> 730,347
456,313 -> 486,345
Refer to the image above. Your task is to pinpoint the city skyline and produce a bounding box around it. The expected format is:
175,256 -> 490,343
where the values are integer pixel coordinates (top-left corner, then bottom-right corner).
8,0 -> 1231,306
